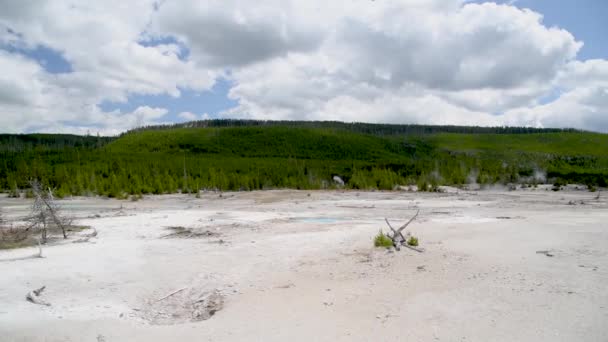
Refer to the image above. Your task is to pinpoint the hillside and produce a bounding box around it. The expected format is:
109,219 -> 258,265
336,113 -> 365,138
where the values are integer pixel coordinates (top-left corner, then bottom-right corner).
1,121 -> 606,197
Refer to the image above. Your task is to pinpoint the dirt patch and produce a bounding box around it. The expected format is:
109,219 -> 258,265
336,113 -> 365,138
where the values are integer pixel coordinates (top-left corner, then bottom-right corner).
160,226 -> 221,239
138,287 -> 224,325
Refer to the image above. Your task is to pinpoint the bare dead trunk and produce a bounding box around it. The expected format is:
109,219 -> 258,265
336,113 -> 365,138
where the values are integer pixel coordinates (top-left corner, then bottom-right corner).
41,215 -> 47,244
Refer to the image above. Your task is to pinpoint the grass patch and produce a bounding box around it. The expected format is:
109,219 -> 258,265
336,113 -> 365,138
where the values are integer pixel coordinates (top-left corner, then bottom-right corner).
0,226 -> 37,250
0,225 -> 92,250
0,239 -> 37,250
161,226 -> 219,239
65,225 -> 90,232
407,236 -> 419,247
374,230 -> 393,248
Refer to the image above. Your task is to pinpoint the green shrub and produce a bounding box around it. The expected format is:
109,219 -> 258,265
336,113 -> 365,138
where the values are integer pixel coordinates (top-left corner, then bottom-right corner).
417,180 -> 429,192
407,236 -> 419,247
552,178 -> 566,191
130,193 -> 143,201
25,189 -> 35,199
8,182 -> 20,198
374,230 -> 393,248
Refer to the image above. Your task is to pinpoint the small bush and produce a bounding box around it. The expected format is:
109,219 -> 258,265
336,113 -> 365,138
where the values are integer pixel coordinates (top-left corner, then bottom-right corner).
130,193 -> 143,201
407,236 -> 419,247
25,189 -> 35,199
374,230 -> 393,248
8,182 -> 20,198
552,178 -> 565,191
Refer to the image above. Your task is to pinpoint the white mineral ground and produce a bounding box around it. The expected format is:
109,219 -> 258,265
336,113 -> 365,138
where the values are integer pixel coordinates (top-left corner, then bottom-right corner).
0,187 -> 607,341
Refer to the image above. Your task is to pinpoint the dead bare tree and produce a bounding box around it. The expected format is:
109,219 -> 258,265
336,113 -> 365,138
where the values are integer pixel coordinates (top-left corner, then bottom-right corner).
384,210 -> 423,252
26,180 -> 72,244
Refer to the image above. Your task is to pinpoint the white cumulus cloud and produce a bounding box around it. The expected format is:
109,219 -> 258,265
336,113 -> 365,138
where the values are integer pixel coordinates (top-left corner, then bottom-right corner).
0,0 -> 607,133
178,111 -> 198,121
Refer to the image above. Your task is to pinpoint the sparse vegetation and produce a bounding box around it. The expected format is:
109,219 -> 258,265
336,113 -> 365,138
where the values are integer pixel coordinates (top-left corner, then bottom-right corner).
8,181 -> 20,198
0,209 -> 38,250
130,193 -> 143,201
407,236 -> 419,247
0,226 -> 37,250
374,230 -> 393,248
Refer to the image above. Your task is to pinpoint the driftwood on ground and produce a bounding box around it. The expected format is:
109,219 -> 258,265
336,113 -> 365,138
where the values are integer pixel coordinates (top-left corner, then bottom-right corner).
26,286 -> 51,306
156,287 -> 188,302
384,210 -> 423,252
72,228 -> 98,243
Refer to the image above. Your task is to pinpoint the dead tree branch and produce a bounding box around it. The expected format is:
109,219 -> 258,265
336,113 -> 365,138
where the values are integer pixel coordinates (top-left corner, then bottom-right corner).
72,228 -> 98,243
26,286 -> 51,306
155,287 -> 188,302
384,210 -> 422,252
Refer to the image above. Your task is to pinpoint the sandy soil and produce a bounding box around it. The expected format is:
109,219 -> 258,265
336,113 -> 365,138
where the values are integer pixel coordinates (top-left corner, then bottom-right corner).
1,189 -> 607,341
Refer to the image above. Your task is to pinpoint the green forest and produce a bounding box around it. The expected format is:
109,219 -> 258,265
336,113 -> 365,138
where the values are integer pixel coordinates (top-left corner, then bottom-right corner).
1,120 -> 607,198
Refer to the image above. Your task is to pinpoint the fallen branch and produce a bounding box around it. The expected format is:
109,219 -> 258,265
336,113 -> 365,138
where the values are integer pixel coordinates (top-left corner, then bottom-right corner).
385,210 -> 422,252
26,286 -> 51,306
402,244 -> 424,253
155,287 -> 187,302
73,228 -> 98,243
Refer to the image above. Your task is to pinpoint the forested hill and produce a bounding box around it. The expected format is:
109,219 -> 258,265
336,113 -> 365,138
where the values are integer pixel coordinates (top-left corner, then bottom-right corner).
0,134 -> 112,152
126,119 -> 582,136
0,120 -> 606,198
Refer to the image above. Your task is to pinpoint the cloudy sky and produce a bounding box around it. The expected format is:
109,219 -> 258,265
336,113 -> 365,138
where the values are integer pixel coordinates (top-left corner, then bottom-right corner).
0,0 -> 607,135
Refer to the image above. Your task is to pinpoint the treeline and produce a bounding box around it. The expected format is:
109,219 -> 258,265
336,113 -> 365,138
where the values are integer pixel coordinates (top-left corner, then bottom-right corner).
0,151 -> 533,198
0,123 -> 606,198
0,134 -> 112,152
126,119 -> 583,137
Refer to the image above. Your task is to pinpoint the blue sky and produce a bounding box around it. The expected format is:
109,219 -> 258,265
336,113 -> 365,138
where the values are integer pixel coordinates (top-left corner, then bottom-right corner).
1,0 -> 607,134
99,78 -> 238,123
1,43 -> 73,74
479,0 -> 608,60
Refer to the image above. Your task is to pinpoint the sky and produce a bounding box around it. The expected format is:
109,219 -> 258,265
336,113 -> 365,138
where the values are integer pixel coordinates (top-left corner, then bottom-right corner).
0,0 -> 607,135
